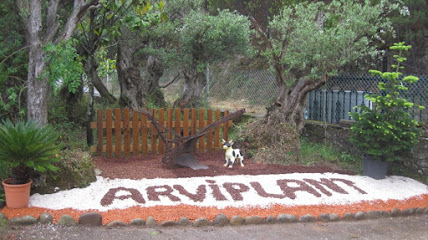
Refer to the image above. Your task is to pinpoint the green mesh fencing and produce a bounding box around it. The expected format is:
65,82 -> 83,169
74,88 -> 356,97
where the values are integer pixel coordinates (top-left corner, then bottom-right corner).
160,70 -> 428,124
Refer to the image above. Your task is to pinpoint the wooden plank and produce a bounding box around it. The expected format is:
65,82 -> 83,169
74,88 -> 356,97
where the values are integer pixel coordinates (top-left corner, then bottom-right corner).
214,109 -> 221,150
115,108 -> 122,157
141,108 -> 148,154
192,108 -> 198,152
167,108 -> 173,149
96,109 -> 103,156
123,108 -> 131,156
191,108 -> 197,135
222,110 -> 229,141
106,109 -> 113,157
151,109 -> 157,154
158,108 -> 165,154
206,109 -> 213,152
198,109 -> 205,153
132,109 -> 139,155
175,108 -> 181,146
183,108 -> 189,137
141,109 -> 148,154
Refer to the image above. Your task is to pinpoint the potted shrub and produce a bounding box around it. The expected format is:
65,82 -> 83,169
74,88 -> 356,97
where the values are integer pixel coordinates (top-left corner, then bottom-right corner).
0,119 -> 60,208
350,42 -> 424,179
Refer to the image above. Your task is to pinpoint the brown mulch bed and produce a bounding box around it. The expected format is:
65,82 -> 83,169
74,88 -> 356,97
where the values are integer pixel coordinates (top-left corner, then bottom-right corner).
93,151 -> 355,180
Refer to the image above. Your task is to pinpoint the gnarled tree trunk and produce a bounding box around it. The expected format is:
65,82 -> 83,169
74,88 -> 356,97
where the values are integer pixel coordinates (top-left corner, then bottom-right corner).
145,56 -> 167,107
174,69 -> 206,108
265,76 -> 326,131
116,40 -> 147,109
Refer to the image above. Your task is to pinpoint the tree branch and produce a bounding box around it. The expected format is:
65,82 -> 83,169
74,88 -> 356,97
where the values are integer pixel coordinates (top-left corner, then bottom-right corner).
159,72 -> 180,88
249,16 -> 273,50
54,0 -> 100,44
44,0 -> 60,42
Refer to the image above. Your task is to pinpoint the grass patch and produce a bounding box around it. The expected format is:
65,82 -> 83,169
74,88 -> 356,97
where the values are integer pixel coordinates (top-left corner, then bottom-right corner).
300,138 -> 362,173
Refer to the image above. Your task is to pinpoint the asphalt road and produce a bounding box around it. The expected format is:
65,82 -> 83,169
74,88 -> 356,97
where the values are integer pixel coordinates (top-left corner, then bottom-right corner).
1,214 -> 427,240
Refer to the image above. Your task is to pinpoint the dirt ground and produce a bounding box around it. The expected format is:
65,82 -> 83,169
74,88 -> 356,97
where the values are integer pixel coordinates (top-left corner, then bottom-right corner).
92,151 -> 354,180
1,214 -> 427,240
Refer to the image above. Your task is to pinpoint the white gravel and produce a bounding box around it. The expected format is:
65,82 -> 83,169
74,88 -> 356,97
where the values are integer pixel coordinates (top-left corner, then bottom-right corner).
29,173 -> 428,212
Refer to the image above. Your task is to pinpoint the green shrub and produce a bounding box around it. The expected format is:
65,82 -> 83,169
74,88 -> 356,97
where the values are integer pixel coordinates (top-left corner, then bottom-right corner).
350,42 -> 424,162
0,120 -> 60,184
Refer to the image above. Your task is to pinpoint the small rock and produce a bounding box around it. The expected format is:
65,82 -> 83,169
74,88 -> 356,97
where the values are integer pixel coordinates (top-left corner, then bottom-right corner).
146,216 -> 157,227
213,214 -> 229,226
423,207 -> 428,214
129,218 -> 145,226
78,212 -> 102,226
329,214 -> 340,221
160,220 -> 177,227
10,215 -> 37,225
354,212 -> 365,220
401,209 -> 412,215
106,220 -> 127,228
178,217 -> 191,226
277,214 -> 298,223
39,213 -> 53,224
343,212 -> 354,220
299,214 -> 316,222
193,218 -> 210,227
265,215 -> 276,224
317,213 -> 330,222
229,216 -> 245,226
245,216 -> 264,225
57,215 -> 76,226
94,168 -> 102,176
391,208 -> 401,217
366,211 -> 390,219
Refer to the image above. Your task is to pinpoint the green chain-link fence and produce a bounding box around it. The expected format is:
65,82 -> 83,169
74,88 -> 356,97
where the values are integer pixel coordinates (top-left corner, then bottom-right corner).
160,69 -> 428,124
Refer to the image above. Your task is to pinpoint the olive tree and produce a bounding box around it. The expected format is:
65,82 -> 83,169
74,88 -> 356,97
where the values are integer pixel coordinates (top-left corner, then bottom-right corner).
251,0 -> 403,131
172,9 -> 252,108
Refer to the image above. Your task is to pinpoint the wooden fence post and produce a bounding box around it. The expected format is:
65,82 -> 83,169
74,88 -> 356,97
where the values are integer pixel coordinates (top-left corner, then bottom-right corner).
132,109 -> 139,155
106,109 -> 113,157
158,108 -> 165,154
198,109 -> 205,153
141,108 -> 148,154
214,110 -> 221,150
206,109 -> 213,152
124,108 -> 131,156
96,109 -> 103,156
151,109 -> 157,154
115,108 -> 121,157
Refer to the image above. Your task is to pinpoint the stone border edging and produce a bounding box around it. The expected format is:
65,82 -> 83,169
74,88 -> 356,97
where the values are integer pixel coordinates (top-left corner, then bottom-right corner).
1,207 -> 427,228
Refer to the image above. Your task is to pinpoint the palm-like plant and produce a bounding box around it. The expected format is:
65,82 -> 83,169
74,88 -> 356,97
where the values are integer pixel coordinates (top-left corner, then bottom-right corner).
0,120 -> 60,184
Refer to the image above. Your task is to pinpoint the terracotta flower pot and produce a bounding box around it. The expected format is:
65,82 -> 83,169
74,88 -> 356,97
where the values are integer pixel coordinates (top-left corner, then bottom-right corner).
2,178 -> 32,208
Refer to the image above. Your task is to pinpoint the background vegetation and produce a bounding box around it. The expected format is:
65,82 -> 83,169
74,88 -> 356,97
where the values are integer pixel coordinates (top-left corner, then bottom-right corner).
1,0 -> 427,205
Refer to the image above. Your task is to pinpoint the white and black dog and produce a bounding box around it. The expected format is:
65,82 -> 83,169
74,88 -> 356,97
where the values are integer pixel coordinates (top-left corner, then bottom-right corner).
222,139 -> 244,168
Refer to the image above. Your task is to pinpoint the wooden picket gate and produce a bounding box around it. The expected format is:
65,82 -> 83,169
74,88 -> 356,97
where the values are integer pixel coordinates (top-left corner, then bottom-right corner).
90,108 -> 232,157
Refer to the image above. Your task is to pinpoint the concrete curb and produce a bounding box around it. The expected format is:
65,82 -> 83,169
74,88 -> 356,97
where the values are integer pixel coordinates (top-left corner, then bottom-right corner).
1,207 -> 427,227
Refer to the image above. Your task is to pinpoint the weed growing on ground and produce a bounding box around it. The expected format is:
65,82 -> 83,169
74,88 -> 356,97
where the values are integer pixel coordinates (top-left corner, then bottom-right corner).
299,138 -> 362,173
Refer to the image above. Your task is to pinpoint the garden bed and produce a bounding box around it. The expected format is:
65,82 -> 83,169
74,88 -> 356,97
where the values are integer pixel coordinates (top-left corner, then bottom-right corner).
1,152 -> 428,225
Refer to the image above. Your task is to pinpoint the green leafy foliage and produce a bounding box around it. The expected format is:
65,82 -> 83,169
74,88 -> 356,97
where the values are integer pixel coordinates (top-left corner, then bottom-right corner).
350,42 -> 424,162
179,9 -> 252,69
259,0 -> 400,86
0,120 -> 61,184
43,39 -> 84,94
0,0 -> 28,122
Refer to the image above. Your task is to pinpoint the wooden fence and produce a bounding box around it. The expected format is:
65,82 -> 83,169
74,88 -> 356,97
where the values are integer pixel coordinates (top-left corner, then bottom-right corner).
90,108 -> 232,157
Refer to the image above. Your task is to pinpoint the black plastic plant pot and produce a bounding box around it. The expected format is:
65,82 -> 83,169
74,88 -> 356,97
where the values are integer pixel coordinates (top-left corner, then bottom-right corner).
362,155 -> 389,180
